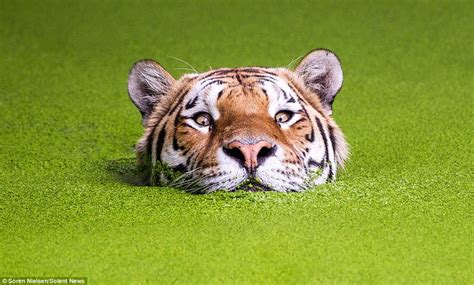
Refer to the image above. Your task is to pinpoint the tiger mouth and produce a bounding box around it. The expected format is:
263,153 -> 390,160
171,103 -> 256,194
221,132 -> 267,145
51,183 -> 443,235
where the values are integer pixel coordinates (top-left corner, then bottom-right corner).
234,178 -> 272,192
155,162 -> 277,193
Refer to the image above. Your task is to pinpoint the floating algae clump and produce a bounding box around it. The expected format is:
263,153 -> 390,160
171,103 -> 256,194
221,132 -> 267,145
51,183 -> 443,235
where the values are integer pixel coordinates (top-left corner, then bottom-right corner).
307,167 -> 323,181
303,166 -> 327,188
235,177 -> 271,192
150,161 -> 184,186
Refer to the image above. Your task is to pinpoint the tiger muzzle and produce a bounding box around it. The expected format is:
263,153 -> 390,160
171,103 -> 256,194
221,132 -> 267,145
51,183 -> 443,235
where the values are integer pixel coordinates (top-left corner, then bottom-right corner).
223,140 -> 275,174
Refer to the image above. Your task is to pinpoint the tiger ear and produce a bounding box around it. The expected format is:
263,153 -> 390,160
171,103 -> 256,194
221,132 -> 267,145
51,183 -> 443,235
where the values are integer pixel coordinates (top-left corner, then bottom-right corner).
295,49 -> 343,115
128,59 -> 175,124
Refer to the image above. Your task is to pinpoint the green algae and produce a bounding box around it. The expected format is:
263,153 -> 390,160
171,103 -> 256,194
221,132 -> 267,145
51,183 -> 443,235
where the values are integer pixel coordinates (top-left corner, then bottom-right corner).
0,0 -> 471,283
150,161 -> 184,186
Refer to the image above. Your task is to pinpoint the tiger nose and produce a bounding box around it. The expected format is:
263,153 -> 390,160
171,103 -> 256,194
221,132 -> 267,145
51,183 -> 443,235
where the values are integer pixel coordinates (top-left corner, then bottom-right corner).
224,140 -> 275,171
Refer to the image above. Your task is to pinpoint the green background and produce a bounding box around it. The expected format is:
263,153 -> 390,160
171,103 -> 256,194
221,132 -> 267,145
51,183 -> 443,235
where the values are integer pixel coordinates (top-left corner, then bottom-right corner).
1,0 -> 472,283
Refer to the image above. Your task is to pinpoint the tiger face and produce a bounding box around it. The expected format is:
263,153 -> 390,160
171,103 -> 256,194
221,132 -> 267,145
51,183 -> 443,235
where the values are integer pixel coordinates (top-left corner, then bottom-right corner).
128,49 -> 349,193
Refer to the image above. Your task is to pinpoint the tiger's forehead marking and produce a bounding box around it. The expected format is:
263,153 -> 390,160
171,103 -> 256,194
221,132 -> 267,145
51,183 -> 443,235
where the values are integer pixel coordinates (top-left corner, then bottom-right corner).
198,67 -> 278,81
197,68 -> 279,89
180,80 -> 225,120
179,68 -> 307,123
193,69 -> 292,99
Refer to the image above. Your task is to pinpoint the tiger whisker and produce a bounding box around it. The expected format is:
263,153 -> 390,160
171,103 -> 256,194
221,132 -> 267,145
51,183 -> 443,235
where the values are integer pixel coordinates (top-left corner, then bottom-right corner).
286,54 -> 303,69
173,67 -> 199,73
166,167 -> 205,184
168,170 -> 215,191
168,56 -> 199,73
187,174 -> 230,193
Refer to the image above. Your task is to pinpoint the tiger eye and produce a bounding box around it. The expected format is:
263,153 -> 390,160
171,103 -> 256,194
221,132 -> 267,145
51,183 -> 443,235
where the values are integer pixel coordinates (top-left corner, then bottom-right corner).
194,113 -> 211,127
275,111 -> 293,123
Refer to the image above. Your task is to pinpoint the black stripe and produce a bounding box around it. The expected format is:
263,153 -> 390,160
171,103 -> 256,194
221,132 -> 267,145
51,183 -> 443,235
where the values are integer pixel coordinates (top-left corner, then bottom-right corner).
308,158 -> 323,167
200,74 -> 234,84
217,90 -> 224,99
200,69 -> 236,80
172,164 -> 187,173
286,83 -> 298,95
201,79 -> 224,91
243,74 -> 278,81
288,83 -> 309,107
173,108 -> 185,151
201,68 -> 275,77
315,116 -> 334,180
314,116 -> 328,164
172,135 -> 182,151
167,87 -> 191,115
327,125 -> 337,181
298,102 -> 315,143
155,127 -> 166,162
226,89 -> 236,99
185,96 -> 199,110
144,115 -> 163,162
328,125 -> 337,155
235,73 -> 243,84
239,68 -> 277,75
327,166 -> 334,181
287,82 -> 307,106
258,77 -> 278,84
279,88 -> 289,100
287,97 -> 296,103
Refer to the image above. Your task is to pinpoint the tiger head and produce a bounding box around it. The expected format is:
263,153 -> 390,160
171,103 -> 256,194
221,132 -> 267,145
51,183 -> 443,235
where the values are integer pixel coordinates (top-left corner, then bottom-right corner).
127,49 -> 349,193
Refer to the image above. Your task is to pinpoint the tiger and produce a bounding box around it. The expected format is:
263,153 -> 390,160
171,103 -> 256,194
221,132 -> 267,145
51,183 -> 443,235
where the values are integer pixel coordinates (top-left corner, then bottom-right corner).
127,49 -> 349,193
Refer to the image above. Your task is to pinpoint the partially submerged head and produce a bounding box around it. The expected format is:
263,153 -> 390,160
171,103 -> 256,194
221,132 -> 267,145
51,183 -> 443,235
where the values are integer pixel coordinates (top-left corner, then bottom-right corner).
128,49 -> 349,193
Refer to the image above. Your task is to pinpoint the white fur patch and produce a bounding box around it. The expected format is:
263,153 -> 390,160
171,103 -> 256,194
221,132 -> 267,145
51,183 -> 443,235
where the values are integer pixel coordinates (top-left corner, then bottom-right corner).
180,82 -> 225,121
